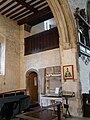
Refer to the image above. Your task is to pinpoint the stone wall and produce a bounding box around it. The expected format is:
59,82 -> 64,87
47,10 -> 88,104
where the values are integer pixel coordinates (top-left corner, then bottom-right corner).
0,15 -> 20,92
68,0 -> 87,14
20,48 -> 61,88
19,0 -> 89,117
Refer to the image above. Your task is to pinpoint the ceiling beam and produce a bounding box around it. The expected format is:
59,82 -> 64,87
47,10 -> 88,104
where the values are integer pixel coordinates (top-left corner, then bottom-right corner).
14,2 -> 48,21
5,0 -> 41,18
2,0 -> 27,15
28,12 -> 53,26
0,0 -> 7,6
2,3 -> 20,15
17,6 -> 53,26
14,0 -> 38,13
14,11 -> 33,21
6,6 -> 24,17
0,0 -> 15,12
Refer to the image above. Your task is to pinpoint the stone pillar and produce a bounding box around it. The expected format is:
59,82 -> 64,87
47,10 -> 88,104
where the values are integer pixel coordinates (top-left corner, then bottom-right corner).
47,0 -> 82,116
60,44 -> 82,116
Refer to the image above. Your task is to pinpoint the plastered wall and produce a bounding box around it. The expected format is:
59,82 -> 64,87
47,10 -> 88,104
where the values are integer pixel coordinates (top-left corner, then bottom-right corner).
68,0 -> 87,13
79,57 -> 90,93
20,47 -> 61,88
0,15 -> 20,92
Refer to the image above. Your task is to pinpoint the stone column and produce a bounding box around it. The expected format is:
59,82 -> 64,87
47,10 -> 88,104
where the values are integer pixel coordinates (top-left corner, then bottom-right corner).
60,43 -> 82,116
47,0 -> 82,116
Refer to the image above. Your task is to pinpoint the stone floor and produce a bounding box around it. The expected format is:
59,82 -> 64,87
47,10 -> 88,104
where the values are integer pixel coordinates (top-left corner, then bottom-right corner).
65,117 -> 90,120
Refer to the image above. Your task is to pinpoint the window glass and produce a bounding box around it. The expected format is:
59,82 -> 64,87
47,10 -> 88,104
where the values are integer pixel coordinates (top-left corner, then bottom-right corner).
0,34 -> 5,75
0,43 -> 1,74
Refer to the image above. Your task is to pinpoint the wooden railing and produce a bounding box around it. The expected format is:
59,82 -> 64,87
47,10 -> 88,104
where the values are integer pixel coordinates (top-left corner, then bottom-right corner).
0,89 -> 27,98
79,42 -> 90,57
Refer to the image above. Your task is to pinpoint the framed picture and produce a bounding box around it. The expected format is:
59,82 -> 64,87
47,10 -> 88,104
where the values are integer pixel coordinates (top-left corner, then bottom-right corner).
63,65 -> 74,80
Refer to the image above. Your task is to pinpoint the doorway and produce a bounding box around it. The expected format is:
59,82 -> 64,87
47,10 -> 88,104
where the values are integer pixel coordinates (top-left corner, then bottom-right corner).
29,72 -> 38,103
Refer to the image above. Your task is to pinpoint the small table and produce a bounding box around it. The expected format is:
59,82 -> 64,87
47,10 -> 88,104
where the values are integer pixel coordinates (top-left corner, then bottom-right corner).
62,92 -> 75,118
40,94 -> 62,107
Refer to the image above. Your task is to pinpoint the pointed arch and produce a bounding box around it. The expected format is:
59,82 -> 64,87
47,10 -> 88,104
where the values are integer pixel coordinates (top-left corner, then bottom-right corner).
47,0 -> 77,49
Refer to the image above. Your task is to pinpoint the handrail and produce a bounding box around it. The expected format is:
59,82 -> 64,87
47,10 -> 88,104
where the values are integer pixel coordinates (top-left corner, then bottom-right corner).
0,89 -> 27,97
79,42 -> 90,50
78,42 -> 90,57
77,13 -> 90,28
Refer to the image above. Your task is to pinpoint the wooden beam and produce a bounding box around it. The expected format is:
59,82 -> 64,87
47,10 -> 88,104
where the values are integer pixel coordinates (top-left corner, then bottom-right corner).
17,6 -> 53,26
2,3 -> 20,15
0,0 -> 7,6
5,0 -> 32,17
10,8 -> 28,19
36,2 -> 48,10
0,0 -> 15,12
31,0 -> 45,7
14,2 -> 48,20
2,0 -> 27,15
14,11 -> 33,21
14,0 -> 38,13
27,12 -> 53,26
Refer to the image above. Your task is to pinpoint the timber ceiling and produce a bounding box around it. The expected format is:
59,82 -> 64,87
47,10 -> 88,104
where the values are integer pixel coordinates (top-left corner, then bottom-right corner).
0,0 -> 53,26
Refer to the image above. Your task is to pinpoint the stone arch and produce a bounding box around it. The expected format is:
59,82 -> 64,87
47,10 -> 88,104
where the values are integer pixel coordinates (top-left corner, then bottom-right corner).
46,1 -> 82,116
47,0 -> 77,49
26,69 -> 38,94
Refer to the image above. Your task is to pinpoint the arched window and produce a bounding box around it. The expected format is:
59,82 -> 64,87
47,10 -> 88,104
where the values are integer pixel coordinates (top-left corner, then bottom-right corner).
0,33 -> 6,75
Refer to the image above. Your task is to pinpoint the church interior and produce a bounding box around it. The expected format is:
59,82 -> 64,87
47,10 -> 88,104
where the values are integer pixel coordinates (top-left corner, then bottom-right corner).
0,0 -> 90,120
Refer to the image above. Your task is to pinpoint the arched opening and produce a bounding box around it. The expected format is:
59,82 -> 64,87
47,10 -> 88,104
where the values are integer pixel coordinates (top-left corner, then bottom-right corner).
47,0 -> 76,48
26,70 -> 38,103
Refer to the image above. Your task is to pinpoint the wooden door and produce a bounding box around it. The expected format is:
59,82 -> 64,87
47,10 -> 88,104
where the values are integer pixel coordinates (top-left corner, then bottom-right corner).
29,72 -> 38,102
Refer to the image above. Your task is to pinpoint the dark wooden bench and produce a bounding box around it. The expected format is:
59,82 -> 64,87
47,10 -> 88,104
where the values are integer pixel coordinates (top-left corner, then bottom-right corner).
0,95 -> 30,120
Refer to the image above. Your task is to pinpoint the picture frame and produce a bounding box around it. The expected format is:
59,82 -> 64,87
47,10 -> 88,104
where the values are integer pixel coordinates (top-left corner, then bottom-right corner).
63,65 -> 74,80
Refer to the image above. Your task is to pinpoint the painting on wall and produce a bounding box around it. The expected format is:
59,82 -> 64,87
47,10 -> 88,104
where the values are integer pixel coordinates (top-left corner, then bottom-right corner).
63,65 -> 74,80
